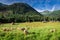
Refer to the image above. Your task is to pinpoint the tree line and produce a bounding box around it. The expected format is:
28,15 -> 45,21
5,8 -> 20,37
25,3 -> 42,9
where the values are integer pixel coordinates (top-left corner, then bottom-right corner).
0,13 -> 60,23
0,3 -> 60,23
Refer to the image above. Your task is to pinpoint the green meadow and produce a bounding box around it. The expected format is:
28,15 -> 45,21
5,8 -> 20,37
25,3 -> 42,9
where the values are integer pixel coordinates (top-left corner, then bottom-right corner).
0,22 -> 60,40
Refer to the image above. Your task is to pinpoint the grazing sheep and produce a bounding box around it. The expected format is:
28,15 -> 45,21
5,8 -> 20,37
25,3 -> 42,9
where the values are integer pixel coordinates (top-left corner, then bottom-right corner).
50,28 -> 56,33
3,28 -> 10,31
24,29 -> 29,35
20,27 -> 29,35
2,27 -> 13,31
20,28 -> 25,31
11,22 -> 15,25
16,27 -> 29,35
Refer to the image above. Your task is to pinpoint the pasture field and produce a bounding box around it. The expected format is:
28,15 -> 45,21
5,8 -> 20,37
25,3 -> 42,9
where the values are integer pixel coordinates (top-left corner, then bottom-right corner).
0,22 -> 60,40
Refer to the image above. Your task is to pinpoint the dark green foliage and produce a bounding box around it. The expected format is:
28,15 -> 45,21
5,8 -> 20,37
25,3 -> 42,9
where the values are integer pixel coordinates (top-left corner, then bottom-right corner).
41,10 -> 60,21
0,3 -> 42,23
0,3 -> 60,23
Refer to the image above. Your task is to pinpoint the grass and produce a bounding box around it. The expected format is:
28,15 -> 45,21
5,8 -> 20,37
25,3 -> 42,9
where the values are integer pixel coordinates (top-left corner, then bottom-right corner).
0,22 -> 60,40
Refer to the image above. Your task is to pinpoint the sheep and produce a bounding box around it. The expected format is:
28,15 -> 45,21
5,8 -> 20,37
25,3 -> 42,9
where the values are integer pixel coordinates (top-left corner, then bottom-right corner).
2,28 -> 10,31
50,28 -> 56,33
20,27 -> 29,35
20,28 -> 25,31
23,29 -> 29,35
2,27 -> 14,31
16,27 -> 30,35
11,22 -> 15,25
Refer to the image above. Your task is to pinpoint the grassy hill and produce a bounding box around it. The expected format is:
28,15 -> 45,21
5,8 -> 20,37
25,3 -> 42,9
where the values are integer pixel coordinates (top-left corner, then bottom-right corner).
41,10 -> 60,17
40,10 -> 60,21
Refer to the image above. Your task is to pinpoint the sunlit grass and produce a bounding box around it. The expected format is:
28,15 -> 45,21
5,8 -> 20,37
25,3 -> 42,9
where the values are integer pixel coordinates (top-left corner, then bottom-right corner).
0,22 -> 60,40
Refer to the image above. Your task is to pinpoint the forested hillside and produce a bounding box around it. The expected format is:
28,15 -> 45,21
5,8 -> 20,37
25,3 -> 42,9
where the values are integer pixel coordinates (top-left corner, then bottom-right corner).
41,10 -> 60,21
0,3 -> 42,23
0,3 -> 60,23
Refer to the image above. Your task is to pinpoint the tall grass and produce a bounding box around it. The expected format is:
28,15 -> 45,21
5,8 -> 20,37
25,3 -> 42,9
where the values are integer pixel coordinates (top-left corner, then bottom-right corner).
0,22 -> 60,40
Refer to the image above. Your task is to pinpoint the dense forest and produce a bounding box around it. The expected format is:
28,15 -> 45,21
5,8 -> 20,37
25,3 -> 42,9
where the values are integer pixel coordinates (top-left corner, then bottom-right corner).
0,3 -> 60,23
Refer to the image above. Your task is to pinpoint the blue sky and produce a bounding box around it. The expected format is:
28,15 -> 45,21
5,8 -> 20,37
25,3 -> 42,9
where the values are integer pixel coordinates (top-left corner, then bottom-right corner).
0,0 -> 60,12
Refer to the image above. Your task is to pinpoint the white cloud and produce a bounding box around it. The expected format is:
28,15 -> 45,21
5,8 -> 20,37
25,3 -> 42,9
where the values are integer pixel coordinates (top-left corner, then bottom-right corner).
34,8 -> 45,12
50,5 -> 55,12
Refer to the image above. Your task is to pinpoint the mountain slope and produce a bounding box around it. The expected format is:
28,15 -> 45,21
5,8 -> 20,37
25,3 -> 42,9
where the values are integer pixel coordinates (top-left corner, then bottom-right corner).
0,3 -> 42,22
41,10 -> 60,18
0,3 -> 42,16
40,10 -> 50,16
50,10 -> 60,17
